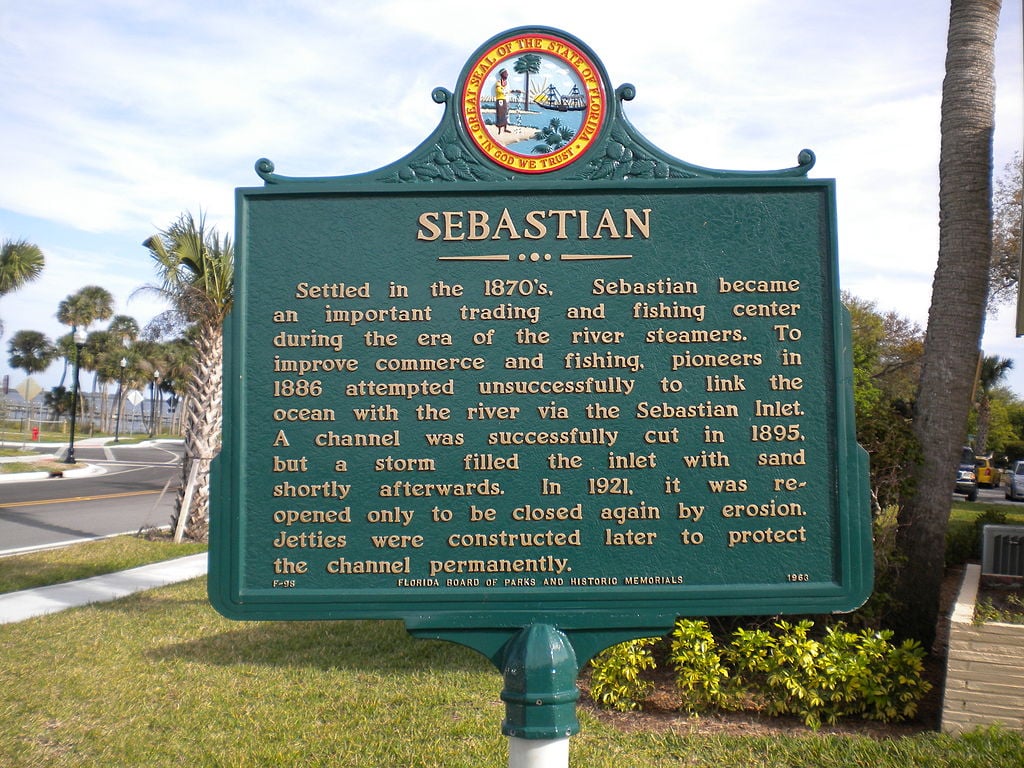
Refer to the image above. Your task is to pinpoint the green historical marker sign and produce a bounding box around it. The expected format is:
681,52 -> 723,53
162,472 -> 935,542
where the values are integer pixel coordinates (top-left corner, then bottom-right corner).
209,26 -> 872,670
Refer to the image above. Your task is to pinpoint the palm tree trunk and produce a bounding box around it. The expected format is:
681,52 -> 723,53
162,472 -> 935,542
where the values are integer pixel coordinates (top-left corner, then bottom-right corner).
98,380 -> 110,433
171,324 -> 222,541
175,393 -> 189,434
894,0 -> 1001,646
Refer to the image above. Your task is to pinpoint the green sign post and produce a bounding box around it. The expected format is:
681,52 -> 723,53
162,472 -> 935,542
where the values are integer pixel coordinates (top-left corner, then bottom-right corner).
209,26 -> 872,763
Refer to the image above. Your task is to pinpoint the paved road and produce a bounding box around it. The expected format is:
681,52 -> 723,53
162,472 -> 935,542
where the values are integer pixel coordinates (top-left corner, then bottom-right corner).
0,441 -> 183,553
971,484 -> 1022,505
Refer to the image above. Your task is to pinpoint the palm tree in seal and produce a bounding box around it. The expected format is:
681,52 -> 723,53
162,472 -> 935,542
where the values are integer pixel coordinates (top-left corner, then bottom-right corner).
141,211 -> 233,541
514,54 -> 542,112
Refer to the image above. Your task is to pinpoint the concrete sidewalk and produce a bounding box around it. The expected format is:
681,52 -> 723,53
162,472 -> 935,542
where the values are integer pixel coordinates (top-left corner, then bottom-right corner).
0,554 -> 208,624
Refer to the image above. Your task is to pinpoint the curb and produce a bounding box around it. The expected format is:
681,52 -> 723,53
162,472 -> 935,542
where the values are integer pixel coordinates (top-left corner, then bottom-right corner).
0,554 -> 208,624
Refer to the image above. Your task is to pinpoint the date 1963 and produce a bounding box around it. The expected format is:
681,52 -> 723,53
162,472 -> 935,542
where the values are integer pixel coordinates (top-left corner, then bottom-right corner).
786,573 -> 810,582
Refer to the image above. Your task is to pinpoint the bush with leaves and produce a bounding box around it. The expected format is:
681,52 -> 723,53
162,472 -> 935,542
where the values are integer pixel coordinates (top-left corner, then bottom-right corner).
844,506 -> 905,630
836,625 -> 932,722
737,619 -> 835,726
946,508 -> 1008,567
669,619 -> 732,712
588,637 -> 658,712
589,619 -> 931,728
724,620 -> 932,728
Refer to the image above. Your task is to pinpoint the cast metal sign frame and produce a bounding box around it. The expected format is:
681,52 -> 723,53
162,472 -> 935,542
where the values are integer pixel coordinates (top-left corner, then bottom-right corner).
209,26 -> 872,666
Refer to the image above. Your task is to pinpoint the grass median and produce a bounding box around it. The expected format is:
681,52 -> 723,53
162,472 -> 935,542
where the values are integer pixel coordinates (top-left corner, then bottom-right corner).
0,534 -> 206,594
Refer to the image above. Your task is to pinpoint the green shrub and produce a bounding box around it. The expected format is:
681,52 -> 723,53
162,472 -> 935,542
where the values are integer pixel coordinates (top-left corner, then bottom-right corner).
852,506 -> 905,628
589,619 -> 932,729
727,620 -> 931,728
973,510 -> 1008,551
946,519 -> 980,567
975,592 -> 1024,625
723,625 -> 775,685
855,629 -> 932,721
750,619 -> 830,726
817,624 -> 930,724
588,637 -> 658,711
947,508 -> 1009,566
668,619 -> 732,712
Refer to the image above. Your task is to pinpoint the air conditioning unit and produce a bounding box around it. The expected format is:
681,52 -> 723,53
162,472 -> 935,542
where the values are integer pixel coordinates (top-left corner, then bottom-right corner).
981,524 -> 1024,576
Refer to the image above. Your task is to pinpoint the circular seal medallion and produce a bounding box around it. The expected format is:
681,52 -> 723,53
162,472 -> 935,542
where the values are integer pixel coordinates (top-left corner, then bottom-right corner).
461,31 -> 607,174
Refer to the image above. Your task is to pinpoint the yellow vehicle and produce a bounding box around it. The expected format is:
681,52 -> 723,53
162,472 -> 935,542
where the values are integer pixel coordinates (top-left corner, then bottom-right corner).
974,456 -> 1002,488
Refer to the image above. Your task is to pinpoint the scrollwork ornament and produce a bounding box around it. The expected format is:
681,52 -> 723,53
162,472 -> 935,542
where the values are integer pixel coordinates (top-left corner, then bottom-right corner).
379,131 -> 506,184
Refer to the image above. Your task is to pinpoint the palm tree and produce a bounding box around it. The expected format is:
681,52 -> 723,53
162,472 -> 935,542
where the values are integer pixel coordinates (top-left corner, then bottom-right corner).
56,285 -> 114,330
514,54 -> 541,111
974,354 -> 1014,455
894,0 -> 1002,646
107,314 -> 141,346
55,286 -> 115,387
140,211 -> 233,541
83,328 -> 119,430
6,328 -> 56,418
97,315 -> 140,432
0,239 -> 45,337
157,336 -> 196,435
75,329 -> 103,430
6,330 -> 56,380
117,338 -> 162,435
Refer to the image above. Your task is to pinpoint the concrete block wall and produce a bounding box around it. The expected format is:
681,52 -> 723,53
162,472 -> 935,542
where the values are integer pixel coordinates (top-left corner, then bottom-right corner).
941,563 -> 1024,734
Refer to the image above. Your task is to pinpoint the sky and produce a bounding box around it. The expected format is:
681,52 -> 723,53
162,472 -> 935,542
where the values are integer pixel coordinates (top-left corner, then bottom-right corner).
1,0 -> 1022,398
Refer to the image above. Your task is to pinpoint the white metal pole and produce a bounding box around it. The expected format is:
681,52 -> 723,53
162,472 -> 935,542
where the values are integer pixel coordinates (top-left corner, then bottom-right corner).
508,736 -> 569,768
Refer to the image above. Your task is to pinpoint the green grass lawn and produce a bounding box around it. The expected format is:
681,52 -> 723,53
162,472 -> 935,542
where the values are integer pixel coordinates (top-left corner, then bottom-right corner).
1,577 -> 1022,767
1,515 -> 1022,766
0,458 -> 83,475
0,535 -> 206,594
950,498 -> 1024,522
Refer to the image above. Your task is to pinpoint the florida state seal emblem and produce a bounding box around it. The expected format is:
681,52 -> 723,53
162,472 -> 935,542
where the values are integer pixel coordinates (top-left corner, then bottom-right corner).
461,30 -> 607,174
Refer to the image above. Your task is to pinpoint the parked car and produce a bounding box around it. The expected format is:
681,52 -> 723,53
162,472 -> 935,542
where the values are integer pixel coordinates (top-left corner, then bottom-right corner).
975,456 -> 1002,488
1005,460 -> 1024,501
955,447 -> 978,501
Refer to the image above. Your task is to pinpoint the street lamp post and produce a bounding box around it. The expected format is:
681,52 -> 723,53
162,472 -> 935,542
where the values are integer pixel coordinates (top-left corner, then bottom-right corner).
149,370 -> 160,438
66,326 -> 87,464
114,357 -> 127,443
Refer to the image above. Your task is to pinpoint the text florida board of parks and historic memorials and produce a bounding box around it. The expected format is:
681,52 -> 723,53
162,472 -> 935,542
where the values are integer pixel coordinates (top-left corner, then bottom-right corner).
208,25 -> 873,638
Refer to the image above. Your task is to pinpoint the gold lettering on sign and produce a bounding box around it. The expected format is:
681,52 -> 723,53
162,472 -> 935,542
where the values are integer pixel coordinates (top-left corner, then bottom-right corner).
263,266 -> 819,590
416,208 -> 651,242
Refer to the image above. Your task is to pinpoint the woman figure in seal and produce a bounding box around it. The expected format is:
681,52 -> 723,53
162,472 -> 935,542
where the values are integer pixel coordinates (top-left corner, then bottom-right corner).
494,68 -> 510,134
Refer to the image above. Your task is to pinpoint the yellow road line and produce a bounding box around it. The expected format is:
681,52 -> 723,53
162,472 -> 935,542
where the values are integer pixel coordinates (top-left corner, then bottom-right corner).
3,490 -> 161,508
